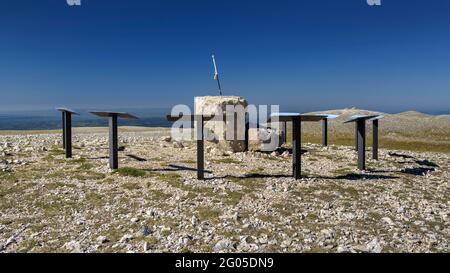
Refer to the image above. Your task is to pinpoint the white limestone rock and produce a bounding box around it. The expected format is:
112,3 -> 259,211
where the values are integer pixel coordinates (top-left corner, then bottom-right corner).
195,96 -> 248,153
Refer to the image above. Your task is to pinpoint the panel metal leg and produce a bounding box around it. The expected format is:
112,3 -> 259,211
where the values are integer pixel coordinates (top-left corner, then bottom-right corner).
355,123 -> 358,151
281,121 -> 287,144
109,115 -> 118,169
292,117 -> 301,179
372,120 -> 379,160
62,112 -> 66,149
64,112 -> 72,158
322,118 -> 328,147
196,115 -> 204,180
245,120 -> 249,152
357,119 -> 366,170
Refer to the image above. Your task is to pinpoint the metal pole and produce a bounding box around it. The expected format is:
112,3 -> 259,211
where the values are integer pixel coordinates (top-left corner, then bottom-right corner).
357,119 -> 366,170
322,118 -> 328,147
64,112 -> 72,158
355,123 -> 358,151
196,115 -> 205,180
292,116 -> 301,179
281,121 -> 287,144
372,119 -> 379,160
62,112 -> 66,149
245,113 -> 249,152
109,115 -> 118,169
212,55 -> 223,96
216,75 -> 222,96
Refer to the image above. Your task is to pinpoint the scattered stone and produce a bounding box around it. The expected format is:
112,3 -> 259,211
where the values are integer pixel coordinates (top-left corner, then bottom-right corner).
366,238 -> 383,253
141,226 -> 152,236
353,245 -> 368,253
382,217 -> 395,226
337,245 -> 352,253
64,241 -> 82,253
161,136 -> 172,142
97,236 -> 109,244
213,239 -> 235,252
191,215 -> 199,226
120,234 -> 134,243
280,239 -> 291,248
173,142 -> 184,149
143,241 -> 150,251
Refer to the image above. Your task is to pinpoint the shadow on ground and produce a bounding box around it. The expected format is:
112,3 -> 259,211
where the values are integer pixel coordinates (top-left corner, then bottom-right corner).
207,173 -> 292,180
144,164 -> 213,174
126,154 -> 147,162
401,167 -> 436,176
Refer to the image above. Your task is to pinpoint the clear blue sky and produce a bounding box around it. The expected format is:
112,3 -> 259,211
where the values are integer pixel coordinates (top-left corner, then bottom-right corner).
1,0 -> 449,113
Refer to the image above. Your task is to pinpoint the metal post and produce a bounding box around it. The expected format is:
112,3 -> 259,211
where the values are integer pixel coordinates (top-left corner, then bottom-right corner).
62,111 -> 66,149
64,112 -> 72,158
322,118 -> 328,147
357,119 -> 366,170
355,123 -> 358,151
244,113 -> 249,152
292,116 -> 301,179
372,119 -> 379,160
281,121 -> 287,144
196,115 -> 204,180
109,115 -> 118,169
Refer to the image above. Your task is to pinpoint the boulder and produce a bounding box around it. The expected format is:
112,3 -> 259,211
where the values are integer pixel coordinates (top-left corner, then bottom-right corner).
247,127 -> 282,152
195,96 -> 248,153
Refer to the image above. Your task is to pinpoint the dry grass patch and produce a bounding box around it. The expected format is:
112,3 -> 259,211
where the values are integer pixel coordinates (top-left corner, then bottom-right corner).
114,167 -> 147,177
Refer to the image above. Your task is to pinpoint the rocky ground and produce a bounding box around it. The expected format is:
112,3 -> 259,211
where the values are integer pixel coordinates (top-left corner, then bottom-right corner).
0,126 -> 449,253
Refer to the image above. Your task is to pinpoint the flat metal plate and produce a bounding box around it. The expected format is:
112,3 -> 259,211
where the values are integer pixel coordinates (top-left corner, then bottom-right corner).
369,115 -> 385,121
167,114 -> 227,122
300,114 -> 329,122
90,111 -> 138,119
270,112 -> 301,122
56,108 -> 80,115
272,112 -> 302,117
344,115 -> 379,123
325,114 -> 339,119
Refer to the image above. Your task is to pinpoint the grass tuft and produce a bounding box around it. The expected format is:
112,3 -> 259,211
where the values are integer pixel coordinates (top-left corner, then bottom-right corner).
114,167 -> 147,177
213,158 -> 242,164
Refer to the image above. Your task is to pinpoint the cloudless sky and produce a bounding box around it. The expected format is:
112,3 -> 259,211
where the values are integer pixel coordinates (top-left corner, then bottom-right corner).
0,0 -> 449,113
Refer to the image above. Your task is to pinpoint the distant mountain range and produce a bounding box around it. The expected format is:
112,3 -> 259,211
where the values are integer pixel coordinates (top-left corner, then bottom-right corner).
0,107 -> 449,131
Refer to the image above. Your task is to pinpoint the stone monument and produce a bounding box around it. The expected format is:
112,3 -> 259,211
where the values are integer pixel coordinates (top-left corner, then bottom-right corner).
195,96 -> 248,153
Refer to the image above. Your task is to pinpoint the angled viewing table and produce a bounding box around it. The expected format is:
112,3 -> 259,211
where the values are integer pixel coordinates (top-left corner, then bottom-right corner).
56,108 -> 80,158
167,114 -> 218,180
90,111 -> 138,169
279,114 -> 339,147
300,114 -> 339,147
271,113 -> 340,179
270,113 -> 302,179
344,115 -> 380,170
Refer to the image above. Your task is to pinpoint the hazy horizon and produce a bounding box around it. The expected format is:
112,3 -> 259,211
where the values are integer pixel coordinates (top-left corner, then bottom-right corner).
0,105 -> 448,116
